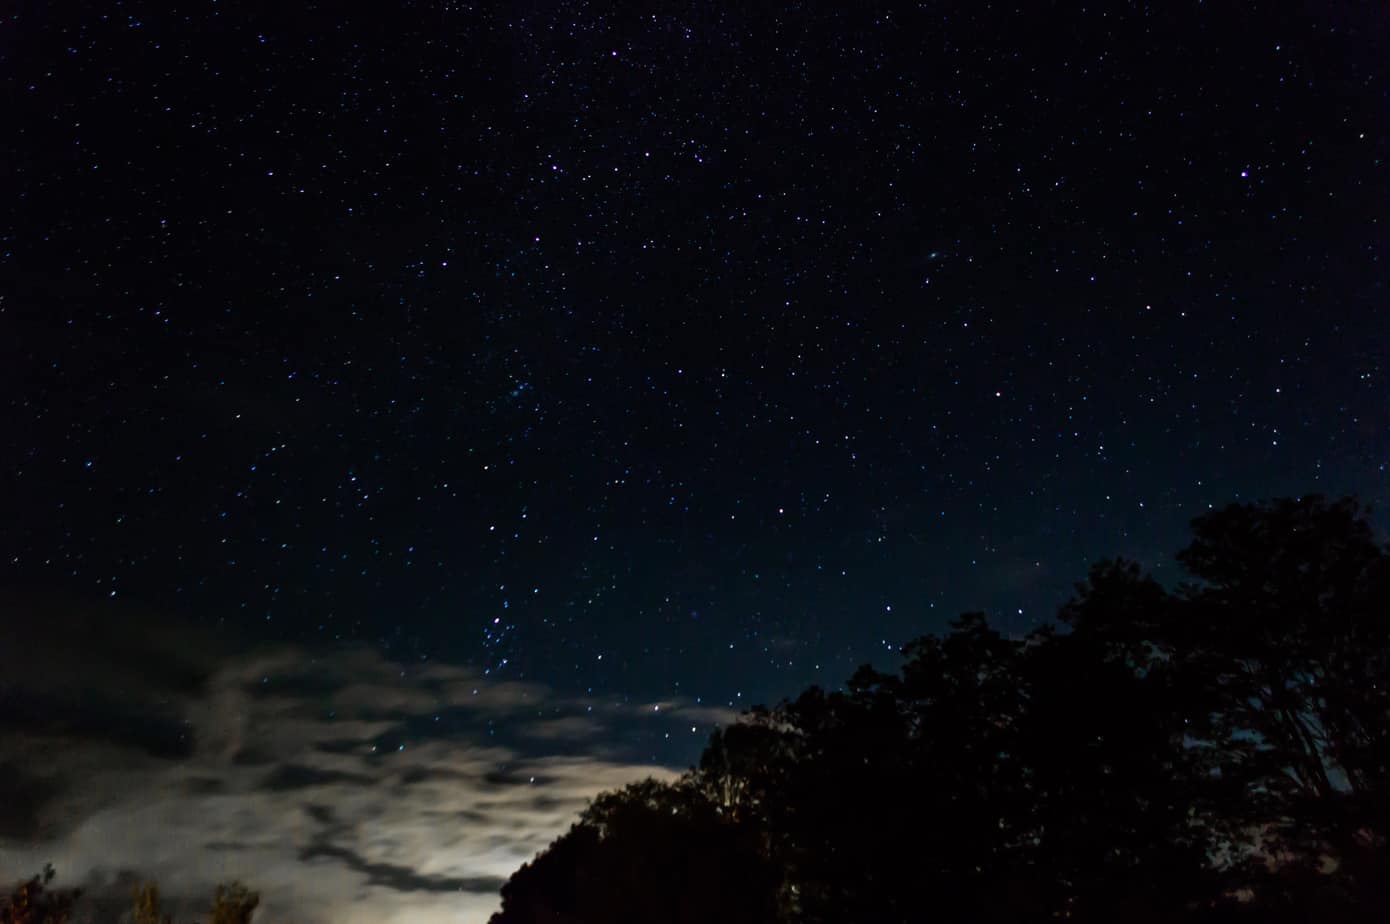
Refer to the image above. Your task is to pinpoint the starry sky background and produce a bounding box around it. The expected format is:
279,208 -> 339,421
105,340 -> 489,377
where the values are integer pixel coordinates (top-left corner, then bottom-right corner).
2,1 -> 1389,920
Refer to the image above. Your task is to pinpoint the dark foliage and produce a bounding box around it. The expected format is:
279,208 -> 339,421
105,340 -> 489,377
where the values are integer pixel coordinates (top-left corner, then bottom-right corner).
489,779 -> 780,924
1,873 -> 260,924
0,867 -> 79,924
492,496 -> 1390,923
206,883 -> 259,924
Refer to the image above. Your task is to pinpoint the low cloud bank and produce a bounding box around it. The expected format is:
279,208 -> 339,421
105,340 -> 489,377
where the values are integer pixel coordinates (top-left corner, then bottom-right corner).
0,598 -> 728,923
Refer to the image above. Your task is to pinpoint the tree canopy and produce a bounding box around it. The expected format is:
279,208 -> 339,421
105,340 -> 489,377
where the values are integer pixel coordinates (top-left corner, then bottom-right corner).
0,874 -> 259,924
491,495 -> 1390,923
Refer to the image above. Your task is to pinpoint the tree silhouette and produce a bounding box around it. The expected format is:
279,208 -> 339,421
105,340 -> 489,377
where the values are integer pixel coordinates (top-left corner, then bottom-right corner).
488,778 -> 780,924
3,871 -> 263,924
1,867 -> 79,924
206,882 -> 259,924
1062,496 -> 1390,916
686,612 -> 1217,923
132,882 -> 172,924
740,614 -> 1033,923
1009,621 -> 1219,921
9,496 -> 1379,922
493,496 -> 1389,922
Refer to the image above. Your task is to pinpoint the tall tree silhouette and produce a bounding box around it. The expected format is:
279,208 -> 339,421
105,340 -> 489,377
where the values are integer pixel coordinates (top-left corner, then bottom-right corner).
1062,496 -> 1390,915
1010,621 -> 1218,921
690,613 -> 1213,923
131,883 -> 172,924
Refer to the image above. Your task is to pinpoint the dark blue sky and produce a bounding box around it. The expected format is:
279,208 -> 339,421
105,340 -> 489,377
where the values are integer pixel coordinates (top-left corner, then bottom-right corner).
5,1 -> 1389,773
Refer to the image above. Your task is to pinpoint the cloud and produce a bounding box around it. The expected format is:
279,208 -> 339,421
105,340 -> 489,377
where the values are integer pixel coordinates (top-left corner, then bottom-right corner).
0,597 -> 683,924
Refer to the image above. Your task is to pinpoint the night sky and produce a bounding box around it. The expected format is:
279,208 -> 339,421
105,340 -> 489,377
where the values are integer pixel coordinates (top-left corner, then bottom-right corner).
3,2 -> 1389,920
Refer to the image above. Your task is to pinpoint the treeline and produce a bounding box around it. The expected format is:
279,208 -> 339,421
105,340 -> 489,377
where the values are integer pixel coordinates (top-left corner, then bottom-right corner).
1,870 -> 256,924
8,496 -> 1387,923
491,496 -> 1389,923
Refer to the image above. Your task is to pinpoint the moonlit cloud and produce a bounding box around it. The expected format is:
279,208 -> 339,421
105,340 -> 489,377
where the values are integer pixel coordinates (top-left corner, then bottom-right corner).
0,601 -> 683,924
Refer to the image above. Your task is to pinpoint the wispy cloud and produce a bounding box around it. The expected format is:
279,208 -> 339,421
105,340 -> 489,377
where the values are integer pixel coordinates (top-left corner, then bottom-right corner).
0,598 -> 690,923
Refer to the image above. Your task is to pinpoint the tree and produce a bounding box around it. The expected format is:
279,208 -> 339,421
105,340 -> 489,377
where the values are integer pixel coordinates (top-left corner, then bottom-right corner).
693,612 -> 1214,923
491,495 -> 1389,921
207,883 -> 258,924
1010,623 -> 1218,921
751,613 -> 1032,923
132,882 -> 172,924
1174,498 -> 1388,801
5,871 -> 267,924
1,868 -> 79,924
1062,496 -> 1390,914
489,779 -> 780,924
